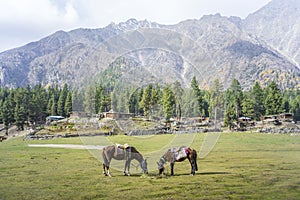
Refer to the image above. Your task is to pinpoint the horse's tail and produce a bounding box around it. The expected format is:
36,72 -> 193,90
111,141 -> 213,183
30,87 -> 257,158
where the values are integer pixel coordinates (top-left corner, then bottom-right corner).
102,147 -> 108,166
193,149 -> 198,171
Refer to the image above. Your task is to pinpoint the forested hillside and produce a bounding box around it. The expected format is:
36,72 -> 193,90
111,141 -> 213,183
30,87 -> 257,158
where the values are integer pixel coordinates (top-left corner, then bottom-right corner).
1,78 -> 299,134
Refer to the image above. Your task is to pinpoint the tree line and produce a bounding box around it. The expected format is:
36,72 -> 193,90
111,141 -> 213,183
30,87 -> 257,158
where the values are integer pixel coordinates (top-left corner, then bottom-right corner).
1,78 -> 300,134
0,84 -> 72,134
110,77 -> 300,125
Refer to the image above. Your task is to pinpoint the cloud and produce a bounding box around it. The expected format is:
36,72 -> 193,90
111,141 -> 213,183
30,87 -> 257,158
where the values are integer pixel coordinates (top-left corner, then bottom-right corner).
0,0 -> 271,52
0,0 -> 81,51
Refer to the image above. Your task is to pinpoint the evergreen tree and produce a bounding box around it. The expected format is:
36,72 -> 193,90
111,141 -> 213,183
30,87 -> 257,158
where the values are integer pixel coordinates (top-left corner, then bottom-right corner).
50,94 -> 58,116
137,88 -> 144,115
31,84 -> 48,124
181,89 -> 199,117
264,81 -> 283,115
101,89 -> 111,112
209,78 -> 224,127
282,90 -> 292,113
72,90 -> 85,112
251,82 -> 265,120
64,91 -> 72,117
57,84 -> 68,116
225,79 -> 243,127
242,91 -> 255,117
224,90 -> 236,128
47,86 -> 60,116
171,81 -> 183,119
6,90 -> 15,125
13,88 -> 26,130
128,89 -> 139,114
23,85 -> 32,124
191,76 -> 204,116
162,85 -> 176,122
290,91 -> 300,121
151,84 -> 162,116
140,84 -> 153,118
14,104 -> 25,131
1,101 -> 11,135
95,85 -> 104,114
84,86 -> 95,114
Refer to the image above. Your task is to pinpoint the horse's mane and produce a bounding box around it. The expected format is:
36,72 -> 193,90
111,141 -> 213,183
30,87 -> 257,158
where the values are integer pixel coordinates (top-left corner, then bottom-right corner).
130,146 -> 139,154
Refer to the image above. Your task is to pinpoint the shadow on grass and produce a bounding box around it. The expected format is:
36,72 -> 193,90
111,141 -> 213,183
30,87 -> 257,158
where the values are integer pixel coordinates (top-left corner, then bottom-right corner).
198,171 -> 231,175
101,171 -> 231,178
158,171 -> 231,177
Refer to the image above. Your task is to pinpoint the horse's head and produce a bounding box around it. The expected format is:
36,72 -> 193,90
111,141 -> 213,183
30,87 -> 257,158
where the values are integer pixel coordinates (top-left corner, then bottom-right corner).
141,159 -> 148,174
157,157 -> 165,175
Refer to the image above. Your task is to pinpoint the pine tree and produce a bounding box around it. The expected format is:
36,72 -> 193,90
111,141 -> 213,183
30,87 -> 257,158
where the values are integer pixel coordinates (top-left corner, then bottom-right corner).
57,84 -> 68,117
171,81 -> 183,119
13,88 -> 26,130
72,90 -> 85,112
137,88 -> 144,115
290,92 -> 300,121
1,101 -> 11,135
64,91 -> 72,117
128,89 -> 138,114
95,85 -> 104,114
190,76 -> 204,116
229,79 -> 243,117
140,84 -> 153,118
181,89 -> 199,117
150,84 -> 162,116
209,78 -> 224,127
50,94 -> 58,116
264,81 -> 283,115
14,104 -> 25,131
31,84 -> 48,124
251,82 -> 265,120
23,85 -> 32,124
242,91 -> 255,117
84,86 -> 95,114
225,79 -> 243,127
162,85 -> 176,122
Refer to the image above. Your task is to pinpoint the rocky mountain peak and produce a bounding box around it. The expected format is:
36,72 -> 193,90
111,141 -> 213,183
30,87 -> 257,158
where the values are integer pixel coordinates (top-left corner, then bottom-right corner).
107,18 -> 160,32
0,0 -> 299,89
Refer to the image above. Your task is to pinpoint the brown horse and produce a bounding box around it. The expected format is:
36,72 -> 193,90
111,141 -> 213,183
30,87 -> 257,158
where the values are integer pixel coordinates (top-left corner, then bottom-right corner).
102,145 -> 148,176
157,147 -> 198,176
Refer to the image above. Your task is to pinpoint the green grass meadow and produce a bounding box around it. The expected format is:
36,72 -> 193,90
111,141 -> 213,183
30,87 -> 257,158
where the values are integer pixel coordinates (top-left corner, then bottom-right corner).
0,132 -> 299,199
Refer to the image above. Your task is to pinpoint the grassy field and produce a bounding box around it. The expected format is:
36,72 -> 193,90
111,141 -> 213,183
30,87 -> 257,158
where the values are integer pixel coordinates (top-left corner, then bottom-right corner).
0,132 -> 299,200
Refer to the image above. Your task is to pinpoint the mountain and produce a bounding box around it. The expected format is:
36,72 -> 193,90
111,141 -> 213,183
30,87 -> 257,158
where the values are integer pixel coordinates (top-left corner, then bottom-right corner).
0,0 -> 299,90
243,0 -> 300,67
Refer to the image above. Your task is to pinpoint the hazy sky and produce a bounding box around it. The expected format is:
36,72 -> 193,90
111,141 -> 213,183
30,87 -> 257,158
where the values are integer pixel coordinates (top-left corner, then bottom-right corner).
0,0 -> 271,52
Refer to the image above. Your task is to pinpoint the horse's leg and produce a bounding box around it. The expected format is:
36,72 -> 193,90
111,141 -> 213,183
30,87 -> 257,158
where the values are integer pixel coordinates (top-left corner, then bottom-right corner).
187,156 -> 195,176
105,152 -> 113,177
102,150 -> 108,176
124,160 -> 128,176
191,160 -> 195,176
124,150 -> 131,176
123,159 -> 131,176
190,152 -> 198,175
106,164 -> 112,177
103,163 -> 107,176
127,160 -> 131,176
170,162 -> 175,175
194,150 -> 198,172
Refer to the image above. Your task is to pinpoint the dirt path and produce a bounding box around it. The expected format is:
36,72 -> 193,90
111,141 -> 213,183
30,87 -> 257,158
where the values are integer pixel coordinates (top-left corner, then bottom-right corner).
28,144 -> 104,150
